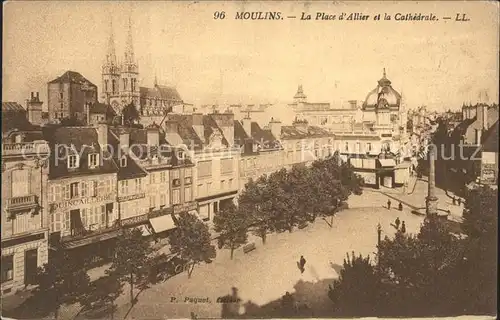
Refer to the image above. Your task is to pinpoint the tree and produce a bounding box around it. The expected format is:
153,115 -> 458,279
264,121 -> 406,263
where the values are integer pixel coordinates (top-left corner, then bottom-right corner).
213,202 -> 248,259
28,250 -> 90,319
238,176 -> 274,244
80,273 -> 124,319
168,212 -> 216,278
460,186 -> 497,314
328,252 -> 380,316
267,169 -> 301,233
107,228 -> 152,305
122,102 -> 140,125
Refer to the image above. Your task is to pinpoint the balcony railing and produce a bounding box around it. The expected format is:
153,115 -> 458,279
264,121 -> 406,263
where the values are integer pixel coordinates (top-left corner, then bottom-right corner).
6,195 -> 38,210
2,142 -> 50,156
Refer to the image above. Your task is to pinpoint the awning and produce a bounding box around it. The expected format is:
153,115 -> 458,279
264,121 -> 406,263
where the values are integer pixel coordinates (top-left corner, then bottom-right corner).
379,159 -> 396,167
149,215 -> 177,233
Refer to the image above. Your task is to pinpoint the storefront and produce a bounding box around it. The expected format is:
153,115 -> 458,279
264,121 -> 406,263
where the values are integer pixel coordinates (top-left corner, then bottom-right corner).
47,175 -> 118,266
147,201 -> 199,238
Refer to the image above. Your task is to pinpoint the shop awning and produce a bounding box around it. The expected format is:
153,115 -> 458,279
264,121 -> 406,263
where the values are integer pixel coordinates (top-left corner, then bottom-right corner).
149,215 -> 177,233
379,159 -> 396,167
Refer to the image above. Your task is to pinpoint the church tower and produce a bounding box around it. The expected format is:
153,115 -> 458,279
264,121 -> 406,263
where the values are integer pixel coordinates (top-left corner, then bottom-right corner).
120,16 -> 140,110
102,20 -> 121,108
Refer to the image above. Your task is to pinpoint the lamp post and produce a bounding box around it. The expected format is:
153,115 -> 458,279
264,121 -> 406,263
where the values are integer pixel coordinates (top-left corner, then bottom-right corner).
376,223 -> 382,271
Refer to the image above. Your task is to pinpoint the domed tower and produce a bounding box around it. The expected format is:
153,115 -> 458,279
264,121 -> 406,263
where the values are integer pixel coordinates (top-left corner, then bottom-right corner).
119,17 -> 140,110
363,69 -> 401,128
293,85 -> 307,103
102,20 -> 121,106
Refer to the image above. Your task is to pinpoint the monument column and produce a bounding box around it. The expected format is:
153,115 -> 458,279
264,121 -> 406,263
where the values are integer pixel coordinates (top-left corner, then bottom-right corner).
426,144 -> 439,216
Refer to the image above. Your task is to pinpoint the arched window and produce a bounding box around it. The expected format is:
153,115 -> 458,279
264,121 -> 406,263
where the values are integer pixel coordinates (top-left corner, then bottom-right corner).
104,80 -> 109,92
112,80 -> 116,94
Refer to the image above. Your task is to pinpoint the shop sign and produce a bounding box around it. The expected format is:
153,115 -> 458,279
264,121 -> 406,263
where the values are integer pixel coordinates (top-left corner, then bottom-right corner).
173,201 -> 197,214
52,194 -> 114,210
121,214 -> 148,227
118,193 -> 146,202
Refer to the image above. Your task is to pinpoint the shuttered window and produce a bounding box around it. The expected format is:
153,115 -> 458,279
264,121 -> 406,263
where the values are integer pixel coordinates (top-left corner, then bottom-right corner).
11,169 -> 29,197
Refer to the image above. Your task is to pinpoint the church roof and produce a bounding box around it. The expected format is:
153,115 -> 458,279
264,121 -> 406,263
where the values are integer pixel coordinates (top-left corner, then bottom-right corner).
139,85 -> 182,102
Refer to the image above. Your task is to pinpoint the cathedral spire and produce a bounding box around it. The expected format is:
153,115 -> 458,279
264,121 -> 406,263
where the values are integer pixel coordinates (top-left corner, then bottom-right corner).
124,16 -> 135,64
105,19 -> 117,66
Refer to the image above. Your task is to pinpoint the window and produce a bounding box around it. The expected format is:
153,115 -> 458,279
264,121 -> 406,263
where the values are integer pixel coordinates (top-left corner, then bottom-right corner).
221,158 -> 233,175
160,172 -> 166,183
150,172 -> 156,184
81,182 -> 88,197
51,212 -> 61,232
1,255 -> 14,283
106,180 -> 112,194
197,184 -> 203,197
104,80 -> 108,92
160,193 -> 166,207
185,176 -> 192,184
112,80 -> 116,93
120,180 -> 128,195
173,178 -> 181,187
135,178 -> 142,193
91,181 -> 98,197
149,195 -> 156,209
229,179 -> 233,189
221,180 -> 225,190
173,189 -> 181,204
63,211 -> 70,231
89,153 -> 99,168
184,169 -> 192,177
185,187 -> 192,202
59,92 -> 63,99
172,170 -> 180,179
367,143 -> 372,152
207,182 -> 212,194
356,142 -> 361,152
120,156 -> 127,168
344,142 -> 349,151
70,182 -> 79,199
123,78 -> 128,90
11,169 -> 29,197
197,161 -> 212,178
68,155 -> 79,169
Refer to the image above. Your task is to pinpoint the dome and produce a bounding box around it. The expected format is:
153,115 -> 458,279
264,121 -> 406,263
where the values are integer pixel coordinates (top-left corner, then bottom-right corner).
363,69 -> 401,110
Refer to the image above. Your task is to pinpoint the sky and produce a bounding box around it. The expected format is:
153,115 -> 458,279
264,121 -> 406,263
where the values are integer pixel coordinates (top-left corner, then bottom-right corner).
2,1 -> 499,112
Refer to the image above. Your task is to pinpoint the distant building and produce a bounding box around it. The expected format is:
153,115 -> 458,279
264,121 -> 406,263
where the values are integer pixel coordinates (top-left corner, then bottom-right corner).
101,18 -> 183,126
47,71 -> 98,123
25,92 -> 44,126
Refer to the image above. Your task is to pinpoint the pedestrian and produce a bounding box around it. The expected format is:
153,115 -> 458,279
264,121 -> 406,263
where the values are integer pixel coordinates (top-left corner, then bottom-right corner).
387,199 -> 391,210
401,221 -> 406,233
395,217 -> 401,229
457,198 -> 462,206
452,197 -> 456,205
398,202 -> 403,211
299,255 -> 306,273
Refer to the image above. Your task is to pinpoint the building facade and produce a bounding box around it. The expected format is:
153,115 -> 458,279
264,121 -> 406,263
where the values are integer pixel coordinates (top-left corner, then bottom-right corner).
1,123 -> 50,295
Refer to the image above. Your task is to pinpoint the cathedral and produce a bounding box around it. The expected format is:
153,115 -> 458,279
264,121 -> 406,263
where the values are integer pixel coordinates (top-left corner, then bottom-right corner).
101,18 -> 183,125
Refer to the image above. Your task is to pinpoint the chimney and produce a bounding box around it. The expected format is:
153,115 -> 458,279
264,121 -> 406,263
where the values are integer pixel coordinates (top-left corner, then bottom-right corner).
293,118 -> 308,132
147,124 -> 159,147
268,117 -> 282,140
476,104 -> 487,130
85,102 -> 91,125
210,113 -> 234,146
96,122 -> 108,147
192,113 -> 204,140
119,128 -> 130,150
241,113 -> 252,138
26,92 -> 43,125
36,92 -> 39,100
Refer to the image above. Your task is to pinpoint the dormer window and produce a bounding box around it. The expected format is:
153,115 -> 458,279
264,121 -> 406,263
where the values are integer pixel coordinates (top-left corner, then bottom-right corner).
14,135 -> 23,143
68,155 -> 79,169
88,153 -> 99,168
120,156 -> 127,167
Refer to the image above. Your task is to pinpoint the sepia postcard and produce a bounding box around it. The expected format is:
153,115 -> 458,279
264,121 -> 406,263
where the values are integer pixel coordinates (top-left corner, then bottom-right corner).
1,1 -> 498,319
